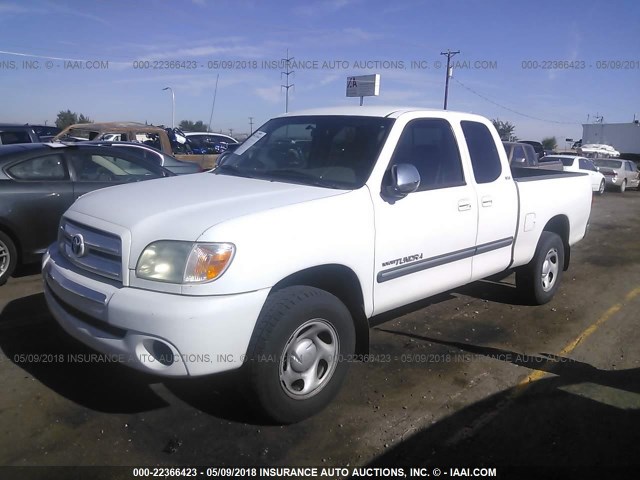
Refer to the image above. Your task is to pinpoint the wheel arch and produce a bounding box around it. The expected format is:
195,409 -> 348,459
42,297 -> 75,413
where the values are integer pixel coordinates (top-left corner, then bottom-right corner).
271,264 -> 370,355
542,215 -> 570,270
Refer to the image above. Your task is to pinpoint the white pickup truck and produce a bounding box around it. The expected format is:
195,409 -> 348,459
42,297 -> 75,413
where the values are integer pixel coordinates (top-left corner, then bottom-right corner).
43,107 -> 592,423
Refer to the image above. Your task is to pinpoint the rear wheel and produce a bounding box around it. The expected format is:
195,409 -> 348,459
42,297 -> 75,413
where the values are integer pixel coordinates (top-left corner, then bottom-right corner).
619,179 -> 627,193
598,180 -> 605,195
516,231 -> 564,305
244,286 -> 355,424
0,231 -> 18,286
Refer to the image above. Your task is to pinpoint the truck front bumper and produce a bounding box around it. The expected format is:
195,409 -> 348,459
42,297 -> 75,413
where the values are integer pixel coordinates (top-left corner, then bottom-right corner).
43,247 -> 270,377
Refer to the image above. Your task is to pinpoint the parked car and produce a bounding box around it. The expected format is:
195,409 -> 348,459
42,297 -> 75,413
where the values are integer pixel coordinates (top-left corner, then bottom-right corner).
0,124 -> 40,145
53,122 -> 221,170
0,143 -> 173,285
85,141 -> 202,175
30,125 -> 61,142
503,142 -> 563,170
593,158 -> 640,192
521,140 -> 545,159
43,106 -> 592,423
536,156 -> 565,170
184,132 -> 239,154
547,155 -> 606,194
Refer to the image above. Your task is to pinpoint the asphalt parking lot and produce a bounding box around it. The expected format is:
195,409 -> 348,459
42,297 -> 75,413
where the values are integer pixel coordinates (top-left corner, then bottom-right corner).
1,190 -> 639,476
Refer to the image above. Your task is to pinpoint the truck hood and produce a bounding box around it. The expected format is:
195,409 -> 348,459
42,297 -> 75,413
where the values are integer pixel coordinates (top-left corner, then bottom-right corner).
68,173 -> 347,242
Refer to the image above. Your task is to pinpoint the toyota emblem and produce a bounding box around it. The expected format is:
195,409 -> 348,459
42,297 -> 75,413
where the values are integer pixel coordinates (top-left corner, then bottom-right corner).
71,234 -> 86,257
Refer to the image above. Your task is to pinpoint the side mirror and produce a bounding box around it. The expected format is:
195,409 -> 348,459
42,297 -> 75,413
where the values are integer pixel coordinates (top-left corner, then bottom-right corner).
215,150 -> 231,167
386,163 -> 420,198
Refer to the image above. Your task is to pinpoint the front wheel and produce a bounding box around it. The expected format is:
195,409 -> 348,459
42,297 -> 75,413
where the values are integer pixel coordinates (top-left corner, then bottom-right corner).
598,180 -> 605,195
516,231 -> 564,305
0,231 -> 18,286
244,286 -> 355,424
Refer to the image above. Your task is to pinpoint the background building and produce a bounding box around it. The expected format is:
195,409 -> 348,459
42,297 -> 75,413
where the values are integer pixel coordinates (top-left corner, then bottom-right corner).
582,120 -> 640,154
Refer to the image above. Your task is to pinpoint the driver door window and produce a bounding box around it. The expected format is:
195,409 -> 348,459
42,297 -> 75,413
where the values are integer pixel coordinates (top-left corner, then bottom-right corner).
387,118 -> 465,190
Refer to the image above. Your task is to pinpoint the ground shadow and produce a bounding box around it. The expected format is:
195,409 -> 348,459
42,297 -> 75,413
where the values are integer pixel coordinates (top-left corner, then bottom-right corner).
369,328 -> 640,474
453,277 -> 532,306
0,293 -> 168,413
0,293 -> 269,423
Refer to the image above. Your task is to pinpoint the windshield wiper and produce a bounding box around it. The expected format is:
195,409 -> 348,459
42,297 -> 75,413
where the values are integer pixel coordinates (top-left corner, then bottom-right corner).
264,169 -> 343,189
213,164 -> 259,179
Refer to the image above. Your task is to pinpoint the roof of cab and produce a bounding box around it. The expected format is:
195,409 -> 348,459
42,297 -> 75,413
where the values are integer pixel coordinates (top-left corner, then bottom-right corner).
276,106 -> 489,121
59,122 -> 164,131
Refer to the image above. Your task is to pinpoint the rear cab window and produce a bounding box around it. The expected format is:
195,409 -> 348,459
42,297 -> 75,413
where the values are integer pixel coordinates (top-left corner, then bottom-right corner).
461,121 -> 502,183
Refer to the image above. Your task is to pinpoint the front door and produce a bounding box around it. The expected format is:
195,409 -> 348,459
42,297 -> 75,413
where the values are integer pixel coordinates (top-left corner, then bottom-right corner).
372,118 -> 478,315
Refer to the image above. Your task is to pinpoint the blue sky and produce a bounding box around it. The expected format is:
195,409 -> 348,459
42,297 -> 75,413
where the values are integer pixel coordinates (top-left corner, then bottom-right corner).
1,0 -> 639,143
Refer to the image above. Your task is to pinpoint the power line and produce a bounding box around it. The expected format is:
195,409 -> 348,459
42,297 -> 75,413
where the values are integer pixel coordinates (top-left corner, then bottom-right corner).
452,78 -> 580,125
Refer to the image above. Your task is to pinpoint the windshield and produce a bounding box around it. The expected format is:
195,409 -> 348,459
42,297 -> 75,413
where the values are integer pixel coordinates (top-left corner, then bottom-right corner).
594,159 -> 622,169
214,115 -> 394,189
59,128 -> 99,141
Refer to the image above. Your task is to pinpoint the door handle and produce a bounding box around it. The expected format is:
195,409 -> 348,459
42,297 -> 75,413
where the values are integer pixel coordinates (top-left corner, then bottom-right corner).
481,196 -> 493,207
458,199 -> 472,211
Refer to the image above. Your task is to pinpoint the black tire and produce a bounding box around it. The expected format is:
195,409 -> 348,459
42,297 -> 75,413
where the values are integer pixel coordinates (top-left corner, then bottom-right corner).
244,286 -> 355,424
0,231 -> 18,286
516,231 -> 564,305
619,179 -> 626,193
598,180 -> 605,195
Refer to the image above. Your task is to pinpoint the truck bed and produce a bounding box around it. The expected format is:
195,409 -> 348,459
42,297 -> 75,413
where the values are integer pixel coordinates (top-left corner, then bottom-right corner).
511,166 -> 585,181
510,166 -> 592,269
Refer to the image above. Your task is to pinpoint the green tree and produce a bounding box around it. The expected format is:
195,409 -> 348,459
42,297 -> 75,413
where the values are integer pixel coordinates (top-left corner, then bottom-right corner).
491,118 -> 517,141
541,136 -> 557,150
55,110 -> 92,129
179,120 -> 208,132
77,113 -> 92,124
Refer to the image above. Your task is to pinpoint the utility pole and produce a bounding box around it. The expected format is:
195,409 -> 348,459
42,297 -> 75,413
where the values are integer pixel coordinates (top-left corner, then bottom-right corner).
208,74 -> 220,132
162,86 -> 175,128
249,117 -> 254,135
229,128 -> 234,138
440,49 -> 460,110
281,49 -> 295,113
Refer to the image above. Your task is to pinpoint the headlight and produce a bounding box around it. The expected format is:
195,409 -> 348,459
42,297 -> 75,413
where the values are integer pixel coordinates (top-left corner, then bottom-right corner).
136,241 -> 235,284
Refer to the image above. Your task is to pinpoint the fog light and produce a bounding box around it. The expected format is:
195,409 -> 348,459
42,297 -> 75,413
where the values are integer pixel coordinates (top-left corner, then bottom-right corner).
150,340 -> 174,366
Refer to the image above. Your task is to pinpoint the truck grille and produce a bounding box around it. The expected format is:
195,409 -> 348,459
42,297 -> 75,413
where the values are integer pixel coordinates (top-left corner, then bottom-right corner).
58,219 -> 123,282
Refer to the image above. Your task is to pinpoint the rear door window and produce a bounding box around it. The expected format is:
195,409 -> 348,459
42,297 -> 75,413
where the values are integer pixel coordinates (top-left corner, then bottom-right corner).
461,121 -> 502,183
7,154 -> 67,180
